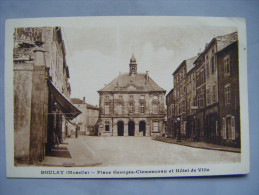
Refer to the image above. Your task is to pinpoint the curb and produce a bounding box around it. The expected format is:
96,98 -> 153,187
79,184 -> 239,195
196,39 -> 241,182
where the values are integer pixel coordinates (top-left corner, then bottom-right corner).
153,138 -> 241,153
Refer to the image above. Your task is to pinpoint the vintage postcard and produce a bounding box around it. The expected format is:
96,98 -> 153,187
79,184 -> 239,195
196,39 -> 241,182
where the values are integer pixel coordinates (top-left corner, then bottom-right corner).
5,16 -> 249,178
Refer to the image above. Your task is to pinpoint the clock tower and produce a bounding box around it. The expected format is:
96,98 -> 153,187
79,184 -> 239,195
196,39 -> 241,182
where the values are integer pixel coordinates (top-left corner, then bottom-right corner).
129,54 -> 137,76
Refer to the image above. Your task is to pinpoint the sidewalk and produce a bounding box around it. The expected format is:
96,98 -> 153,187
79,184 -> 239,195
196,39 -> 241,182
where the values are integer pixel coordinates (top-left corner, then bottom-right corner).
153,136 -> 241,153
41,136 -> 103,167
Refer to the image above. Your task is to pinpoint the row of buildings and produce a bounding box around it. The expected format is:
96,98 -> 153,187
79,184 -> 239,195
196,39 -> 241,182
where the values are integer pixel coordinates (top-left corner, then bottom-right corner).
166,32 -> 240,147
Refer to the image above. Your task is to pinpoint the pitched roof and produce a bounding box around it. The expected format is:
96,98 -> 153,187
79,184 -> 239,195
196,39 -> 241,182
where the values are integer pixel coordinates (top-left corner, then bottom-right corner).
98,73 -> 166,93
86,103 -> 99,110
70,98 -> 85,104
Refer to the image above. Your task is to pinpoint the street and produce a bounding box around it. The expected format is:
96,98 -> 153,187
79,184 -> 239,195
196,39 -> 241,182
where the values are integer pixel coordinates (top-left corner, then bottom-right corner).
81,136 -> 241,167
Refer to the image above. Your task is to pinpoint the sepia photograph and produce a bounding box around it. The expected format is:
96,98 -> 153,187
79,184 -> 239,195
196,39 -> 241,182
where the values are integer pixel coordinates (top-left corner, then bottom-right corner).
5,16 -> 249,178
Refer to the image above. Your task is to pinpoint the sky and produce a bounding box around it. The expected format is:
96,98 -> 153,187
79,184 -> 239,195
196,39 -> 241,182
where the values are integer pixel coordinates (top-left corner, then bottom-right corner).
61,18 -> 237,106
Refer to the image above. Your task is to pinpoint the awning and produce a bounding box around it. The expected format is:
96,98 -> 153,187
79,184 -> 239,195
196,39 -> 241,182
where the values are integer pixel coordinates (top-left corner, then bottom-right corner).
48,80 -> 81,120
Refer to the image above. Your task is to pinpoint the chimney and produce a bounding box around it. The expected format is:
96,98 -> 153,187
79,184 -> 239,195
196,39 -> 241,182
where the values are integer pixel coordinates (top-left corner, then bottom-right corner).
83,97 -> 85,103
145,71 -> 149,80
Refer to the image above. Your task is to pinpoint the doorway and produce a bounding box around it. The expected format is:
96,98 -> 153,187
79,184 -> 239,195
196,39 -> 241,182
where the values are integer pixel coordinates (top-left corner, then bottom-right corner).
128,121 -> 135,136
139,121 -> 146,136
117,121 -> 124,136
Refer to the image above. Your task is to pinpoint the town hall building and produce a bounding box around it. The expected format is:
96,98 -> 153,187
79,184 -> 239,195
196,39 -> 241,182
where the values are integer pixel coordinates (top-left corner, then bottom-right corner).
97,55 -> 166,136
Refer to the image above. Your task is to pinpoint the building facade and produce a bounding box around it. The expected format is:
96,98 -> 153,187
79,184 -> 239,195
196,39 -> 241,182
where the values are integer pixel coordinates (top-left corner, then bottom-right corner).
13,27 -> 81,164
69,97 -> 99,136
86,104 -> 100,135
217,41 -> 240,147
98,55 -> 166,136
166,89 -> 175,138
166,32 -> 240,147
70,97 -> 88,135
171,56 -> 197,139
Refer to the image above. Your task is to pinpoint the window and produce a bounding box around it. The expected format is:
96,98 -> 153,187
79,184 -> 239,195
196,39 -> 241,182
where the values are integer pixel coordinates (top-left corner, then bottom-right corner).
153,122 -> 159,132
181,100 -> 186,113
224,56 -> 230,76
225,84 -> 231,105
171,104 -> 174,116
206,62 -> 209,77
153,95 -> 158,100
183,84 -> 186,94
105,96 -> 109,100
105,121 -> 110,131
206,88 -> 210,105
117,105 -> 122,115
105,105 -> 109,115
211,56 -> 215,73
140,95 -> 145,100
129,103 -> 134,113
192,97 -> 197,107
153,105 -> 158,114
222,116 -> 236,140
140,104 -> 145,113
198,94 -> 204,108
212,85 -> 216,103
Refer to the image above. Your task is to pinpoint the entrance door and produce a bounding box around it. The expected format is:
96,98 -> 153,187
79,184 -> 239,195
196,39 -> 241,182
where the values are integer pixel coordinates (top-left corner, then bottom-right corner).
139,121 -> 146,136
117,121 -> 124,136
128,121 -> 135,136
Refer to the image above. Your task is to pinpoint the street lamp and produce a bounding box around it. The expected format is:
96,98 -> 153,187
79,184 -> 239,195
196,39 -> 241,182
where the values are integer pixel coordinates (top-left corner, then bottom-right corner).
177,117 -> 181,142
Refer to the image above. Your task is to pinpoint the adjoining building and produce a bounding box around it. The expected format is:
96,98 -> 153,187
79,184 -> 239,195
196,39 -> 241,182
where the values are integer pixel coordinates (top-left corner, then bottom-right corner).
97,55 -> 166,136
217,41 -> 240,147
69,97 -> 99,136
166,88 -> 175,138
13,27 -> 81,164
170,56 -> 198,139
166,32 -> 240,147
86,104 -> 100,135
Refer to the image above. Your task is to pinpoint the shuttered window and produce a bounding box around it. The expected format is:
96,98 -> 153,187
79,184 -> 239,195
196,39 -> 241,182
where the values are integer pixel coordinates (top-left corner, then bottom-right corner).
225,84 -> 231,105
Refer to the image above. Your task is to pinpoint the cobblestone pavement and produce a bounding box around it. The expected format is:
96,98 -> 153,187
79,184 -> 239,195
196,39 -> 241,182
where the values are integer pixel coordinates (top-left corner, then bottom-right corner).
83,136 -> 241,167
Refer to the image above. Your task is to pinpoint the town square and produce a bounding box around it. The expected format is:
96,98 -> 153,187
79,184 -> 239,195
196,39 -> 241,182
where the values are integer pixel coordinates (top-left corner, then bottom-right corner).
11,18 -> 242,168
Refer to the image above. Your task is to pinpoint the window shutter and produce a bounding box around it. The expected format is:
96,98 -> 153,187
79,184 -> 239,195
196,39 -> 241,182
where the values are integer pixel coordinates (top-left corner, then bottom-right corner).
231,116 -> 236,140
222,118 -> 226,139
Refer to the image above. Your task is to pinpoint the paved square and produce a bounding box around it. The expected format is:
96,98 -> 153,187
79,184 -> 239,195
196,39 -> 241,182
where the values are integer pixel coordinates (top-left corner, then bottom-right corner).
81,136 -> 241,167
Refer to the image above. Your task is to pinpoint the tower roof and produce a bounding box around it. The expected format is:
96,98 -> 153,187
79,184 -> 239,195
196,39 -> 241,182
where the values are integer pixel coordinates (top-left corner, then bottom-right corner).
130,54 -> 136,63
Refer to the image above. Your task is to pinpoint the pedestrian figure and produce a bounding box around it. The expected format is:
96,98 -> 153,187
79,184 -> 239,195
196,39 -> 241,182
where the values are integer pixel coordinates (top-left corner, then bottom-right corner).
76,124 -> 79,138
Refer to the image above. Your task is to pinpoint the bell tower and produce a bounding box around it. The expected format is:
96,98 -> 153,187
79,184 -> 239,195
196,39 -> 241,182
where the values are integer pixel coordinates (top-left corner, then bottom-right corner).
129,54 -> 137,76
